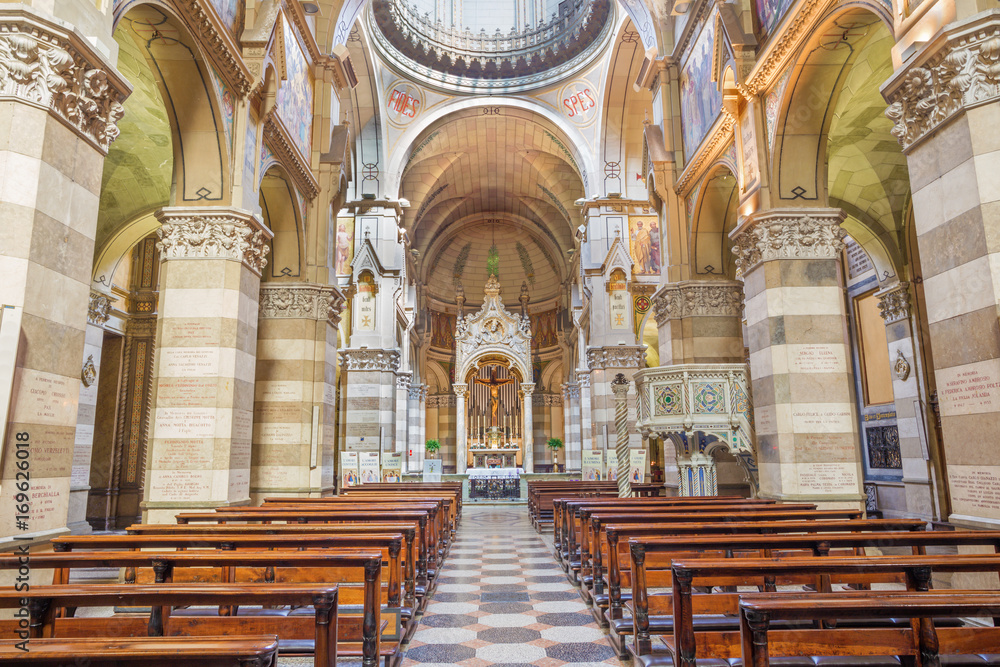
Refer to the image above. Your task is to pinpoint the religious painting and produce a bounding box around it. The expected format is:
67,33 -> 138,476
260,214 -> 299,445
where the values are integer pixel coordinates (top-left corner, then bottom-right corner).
276,18 -> 314,159
431,311 -> 456,349
755,0 -> 795,42
335,216 -> 355,275
609,268 -> 630,331
208,0 -> 240,34
680,18 -> 723,159
356,272 -> 376,332
628,216 -> 661,275
530,309 -> 559,348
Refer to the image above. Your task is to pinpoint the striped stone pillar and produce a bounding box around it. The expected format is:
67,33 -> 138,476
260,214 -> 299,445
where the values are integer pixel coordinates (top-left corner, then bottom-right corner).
883,18 -> 1000,526
562,382 -> 581,470
455,384 -> 468,474
611,374 -> 631,497
652,281 -> 745,364
586,347 -> 644,456
731,208 -> 863,507
340,348 -> 400,459
522,383 -> 535,473
252,284 -> 343,502
406,383 -> 422,471
143,207 -> 271,523
578,371 -> 592,453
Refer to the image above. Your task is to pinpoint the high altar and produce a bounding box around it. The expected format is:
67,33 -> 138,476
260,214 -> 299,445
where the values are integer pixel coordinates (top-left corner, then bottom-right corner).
453,275 -> 534,472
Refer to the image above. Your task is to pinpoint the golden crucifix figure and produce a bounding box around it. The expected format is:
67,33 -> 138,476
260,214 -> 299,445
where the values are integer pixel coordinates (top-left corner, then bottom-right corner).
474,367 -> 516,427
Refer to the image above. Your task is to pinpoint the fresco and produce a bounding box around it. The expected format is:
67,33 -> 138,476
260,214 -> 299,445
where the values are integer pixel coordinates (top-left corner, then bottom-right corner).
765,67 -> 793,154
207,64 -> 234,151
276,18 -> 314,159
430,311 -> 456,349
335,216 -> 355,275
628,215 -> 661,275
529,309 -> 559,348
755,0 -> 796,42
209,0 -> 240,34
680,19 -> 722,159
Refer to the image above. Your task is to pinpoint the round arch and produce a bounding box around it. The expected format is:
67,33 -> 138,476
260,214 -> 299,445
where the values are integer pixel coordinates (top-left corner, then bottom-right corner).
691,163 -> 740,279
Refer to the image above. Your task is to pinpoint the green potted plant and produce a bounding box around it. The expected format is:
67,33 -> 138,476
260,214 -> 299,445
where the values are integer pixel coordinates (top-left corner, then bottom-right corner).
425,439 -> 440,459
546,437 -> 564,472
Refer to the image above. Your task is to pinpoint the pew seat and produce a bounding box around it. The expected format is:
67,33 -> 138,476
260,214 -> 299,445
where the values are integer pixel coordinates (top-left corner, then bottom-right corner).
0,635 -> 281,666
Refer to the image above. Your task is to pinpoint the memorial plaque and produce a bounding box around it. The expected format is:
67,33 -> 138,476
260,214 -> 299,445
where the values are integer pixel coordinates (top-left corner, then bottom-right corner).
846,239 -> 874,280
937,360 -> 1000,416
796,462 -> 859,494
163,321 -> 220,347
154,407 -> 216,439
149,470 -> 212,501
230,437 -> 251,469
228,468 -> 250,498
791,406 -> 853,433
160,348 -> 220,378
949,465 -> 1000,521
233,410 -> 253,443
12,370 -> 78,427
790,344 -> 844,374
153,440 -> 213,469
258,381 -> 303,403
257,423 -> 301,445
156,377 -> 217,407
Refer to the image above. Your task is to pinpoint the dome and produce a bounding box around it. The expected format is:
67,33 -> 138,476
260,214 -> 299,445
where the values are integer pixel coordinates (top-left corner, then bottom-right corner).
368,0 -> 615,93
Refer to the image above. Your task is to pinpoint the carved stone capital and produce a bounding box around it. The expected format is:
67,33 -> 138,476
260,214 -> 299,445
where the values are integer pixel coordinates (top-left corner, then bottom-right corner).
259,284 -> 345,324
730,208 -> 847,276
0,9 -> 131,154
87,291 -> 112,327
611,372 -> 631,398
521,382 -> 536,396
396,372 -> 412,389
453,383 -> 468,398
876,282 -> 911,324
408,383 -> 423,400
586,346 -> 646,370
652,281 -> 744,325
339,348 -> 401,372
883,12 -> 1000,152
577,371 -> 591,389
562,382 -> 581,400
155,207 -> 272,275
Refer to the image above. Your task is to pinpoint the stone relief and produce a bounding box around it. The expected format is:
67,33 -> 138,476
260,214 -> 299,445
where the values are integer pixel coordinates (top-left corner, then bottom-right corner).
454,274 -> 532,383
731,210 -> 847,276
652,282 -> 744,325
894,350 -> 911,382
87,292 -> 112,327
586,346 -> 646,370
259,285 -> 345,324
81,354 -> 96,387
339,348 -> 401,372
876,282 -> 911,324
155,209 -> 271,273
884,17 -> 1000,150
0,15 -> 129,153
562,382 -> 581,400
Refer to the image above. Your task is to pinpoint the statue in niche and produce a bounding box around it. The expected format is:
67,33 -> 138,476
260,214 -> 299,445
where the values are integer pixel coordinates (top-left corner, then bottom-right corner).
474,367 -> 516,427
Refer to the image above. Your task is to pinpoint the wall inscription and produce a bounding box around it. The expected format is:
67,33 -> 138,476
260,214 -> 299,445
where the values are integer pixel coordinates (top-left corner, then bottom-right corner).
937,361 -> 1000,416
949,465 -> 1000,520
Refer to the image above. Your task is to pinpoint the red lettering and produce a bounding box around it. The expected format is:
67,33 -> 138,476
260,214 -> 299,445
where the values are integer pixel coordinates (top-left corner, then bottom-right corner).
563,98 -> 576,117
387,89 -> 400,112
583,88 -> 596,108
407,98 -> 420,118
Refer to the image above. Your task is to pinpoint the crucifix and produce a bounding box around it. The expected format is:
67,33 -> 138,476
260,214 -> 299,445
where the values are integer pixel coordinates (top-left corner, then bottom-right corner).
473,367 -> 516,427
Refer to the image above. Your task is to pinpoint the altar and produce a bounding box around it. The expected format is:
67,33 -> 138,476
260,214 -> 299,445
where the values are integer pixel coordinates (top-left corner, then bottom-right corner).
467,425 -> 523,468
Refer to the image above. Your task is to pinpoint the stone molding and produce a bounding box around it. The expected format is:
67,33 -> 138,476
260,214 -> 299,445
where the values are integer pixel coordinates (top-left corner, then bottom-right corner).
652,281 -> 744,326
339,348 -> 401,372
586,346 -> 646,370
259,284 -> 346,325
730,208 -> 847,276
0,8 -> 130,154
426,394 -> 457,407
155,207 -> 272,275
883,11 -> 1000,152
876,282 -> 911,324
173,0 -> 254,95
533,393 -> 562,407
263,114 -> 320,199
88,291 -> 112,327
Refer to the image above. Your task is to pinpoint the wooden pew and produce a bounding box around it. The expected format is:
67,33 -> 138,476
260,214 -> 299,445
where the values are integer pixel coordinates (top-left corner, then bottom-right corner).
0,635 -> 281,666
0,551 -> 386,667
629,531 -> 1000,655
0,584 -> 339,667
739,591 -> 1000,667
592,519 -> 925,626
526,481 -> 619,528
125,523 -> 427,606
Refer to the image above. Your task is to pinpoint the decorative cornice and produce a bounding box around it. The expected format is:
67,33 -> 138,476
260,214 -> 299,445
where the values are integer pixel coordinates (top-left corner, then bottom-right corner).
742,0 -> 831,96
174,0 -> 253,95
0,9 -> 130,155
586,346 -> 646,370
88,291 -> 112,327
876,282 -> 911,324
674,115 -> 736,196
155,207 -> 272,275
259,284 -> 345,326
426,394 -> 457,407
652,281 -> 744,326
263,114 -> 320,199
534,393 -> 562,406
882,11 -> 1000,152
730,208 -> 847,277
339,348 -> 401,372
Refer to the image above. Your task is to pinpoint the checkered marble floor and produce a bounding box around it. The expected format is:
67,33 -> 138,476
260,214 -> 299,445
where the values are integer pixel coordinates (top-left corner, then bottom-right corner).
400,505 -> 625,667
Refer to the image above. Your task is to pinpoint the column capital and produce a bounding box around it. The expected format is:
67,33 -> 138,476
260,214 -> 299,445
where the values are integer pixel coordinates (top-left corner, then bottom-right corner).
155,207 -> 272,275
0,7 -> 130,154
876,282 -> 912,324
259,283 -> 346,325
611,372 -> 631,398
730,208 -> 847,276
577,371 -> 591,388
339,348 -> 401,372
396,372 -> 413,389
652,280 -> 744,326
87,290 -> 112,327
521,383 -> 536,395
586,345 -> 646,370
453,383 -> 468,398
883,11 -> 1000,152
562,382 -> 581,399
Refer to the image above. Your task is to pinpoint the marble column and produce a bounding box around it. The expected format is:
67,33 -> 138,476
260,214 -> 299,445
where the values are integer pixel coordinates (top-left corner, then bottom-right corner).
395,372 -> 411,457
418,386 -> 428,472
731,208 -> 863,507
562,382 -> 581,470
677,451 -> 716,496
882,14 -> 1000,526
406,383 -> 421,471
251,284 -> 343,502
0,8 -> 129,541
522,383 -> 535,473
455,384 -> 468,474
340,348 -> 401,455
143,207 -> 271,523
586,347 -> 645,456
875,282 -> 937,519
578,371 -> 592,451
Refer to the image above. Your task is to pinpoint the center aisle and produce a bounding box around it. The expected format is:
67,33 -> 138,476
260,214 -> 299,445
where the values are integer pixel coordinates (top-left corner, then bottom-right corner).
402,505 -> 621,667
